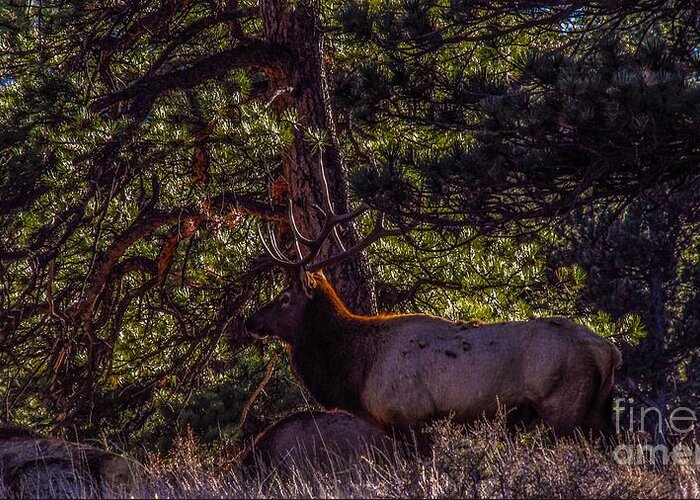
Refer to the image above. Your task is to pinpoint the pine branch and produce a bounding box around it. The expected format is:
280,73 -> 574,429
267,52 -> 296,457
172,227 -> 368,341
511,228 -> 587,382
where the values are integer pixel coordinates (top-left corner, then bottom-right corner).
92,41 -> 291,114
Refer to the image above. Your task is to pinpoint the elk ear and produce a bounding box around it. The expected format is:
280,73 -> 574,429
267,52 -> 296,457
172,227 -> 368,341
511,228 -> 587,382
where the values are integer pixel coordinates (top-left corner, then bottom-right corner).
299,269 -> 317,298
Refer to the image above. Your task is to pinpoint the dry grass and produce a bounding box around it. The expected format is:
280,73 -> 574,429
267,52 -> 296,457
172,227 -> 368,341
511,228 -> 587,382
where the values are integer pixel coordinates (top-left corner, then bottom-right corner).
3,417 -> 700,499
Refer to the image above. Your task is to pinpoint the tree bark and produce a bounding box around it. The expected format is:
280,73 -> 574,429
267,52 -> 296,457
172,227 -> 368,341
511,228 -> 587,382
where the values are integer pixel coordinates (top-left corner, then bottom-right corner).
646,269 -> 667,442
260,0 -> 376,313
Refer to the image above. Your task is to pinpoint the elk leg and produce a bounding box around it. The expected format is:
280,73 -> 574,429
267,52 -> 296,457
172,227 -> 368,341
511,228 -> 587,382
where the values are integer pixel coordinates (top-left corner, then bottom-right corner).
534,377 -> 599,436
505,404 -> 540,432
582,363 -> 619,439
581,393 -> 618,444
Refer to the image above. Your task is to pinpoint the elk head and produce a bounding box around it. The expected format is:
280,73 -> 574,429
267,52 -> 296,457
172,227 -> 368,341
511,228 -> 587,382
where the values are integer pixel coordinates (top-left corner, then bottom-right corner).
245,271 -> 320,344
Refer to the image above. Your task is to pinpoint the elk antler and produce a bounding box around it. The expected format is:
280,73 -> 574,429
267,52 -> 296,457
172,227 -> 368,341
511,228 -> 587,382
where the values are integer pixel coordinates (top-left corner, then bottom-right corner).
258,152 -> 401,271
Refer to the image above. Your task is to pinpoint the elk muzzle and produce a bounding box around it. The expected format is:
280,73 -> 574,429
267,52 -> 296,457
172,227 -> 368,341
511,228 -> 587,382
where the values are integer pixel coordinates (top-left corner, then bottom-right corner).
244,316 -> 268,339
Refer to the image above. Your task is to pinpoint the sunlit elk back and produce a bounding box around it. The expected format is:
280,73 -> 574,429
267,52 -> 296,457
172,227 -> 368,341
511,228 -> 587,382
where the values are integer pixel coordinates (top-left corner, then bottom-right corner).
0,423 -> 136,497
245,271 -> 622,437
238,410 -> 396,471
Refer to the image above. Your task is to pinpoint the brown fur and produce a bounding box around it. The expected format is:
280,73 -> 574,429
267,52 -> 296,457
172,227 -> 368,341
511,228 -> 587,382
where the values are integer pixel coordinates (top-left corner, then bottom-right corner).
245,272 -> 623,437
0,423 -> 136,496
239,411 -> 395,470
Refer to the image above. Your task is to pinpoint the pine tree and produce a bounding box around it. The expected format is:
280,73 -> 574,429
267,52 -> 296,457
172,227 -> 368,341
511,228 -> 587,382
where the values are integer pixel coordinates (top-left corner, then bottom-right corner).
1,0 -> 698,445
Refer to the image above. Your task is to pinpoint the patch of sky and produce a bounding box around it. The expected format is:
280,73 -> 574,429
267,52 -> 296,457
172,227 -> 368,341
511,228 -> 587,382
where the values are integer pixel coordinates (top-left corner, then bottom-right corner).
0,76 -> 15,88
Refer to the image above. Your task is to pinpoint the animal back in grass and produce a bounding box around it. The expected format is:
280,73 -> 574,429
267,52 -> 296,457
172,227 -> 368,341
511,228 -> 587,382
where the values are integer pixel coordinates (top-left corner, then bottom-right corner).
0,423 -> 136,497
239,410 -> 396,471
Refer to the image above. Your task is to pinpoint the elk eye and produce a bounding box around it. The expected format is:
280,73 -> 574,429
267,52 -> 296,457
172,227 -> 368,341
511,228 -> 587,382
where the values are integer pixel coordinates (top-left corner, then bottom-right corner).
280,294 -> 290,306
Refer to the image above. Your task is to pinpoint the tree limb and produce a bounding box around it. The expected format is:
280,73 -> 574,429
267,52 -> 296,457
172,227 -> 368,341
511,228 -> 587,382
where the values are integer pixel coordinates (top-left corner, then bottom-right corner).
92,41 -> 292,113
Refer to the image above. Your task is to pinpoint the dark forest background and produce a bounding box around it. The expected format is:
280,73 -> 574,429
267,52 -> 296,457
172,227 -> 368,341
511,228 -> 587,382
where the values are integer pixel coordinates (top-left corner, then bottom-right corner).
1,0 -> 699,452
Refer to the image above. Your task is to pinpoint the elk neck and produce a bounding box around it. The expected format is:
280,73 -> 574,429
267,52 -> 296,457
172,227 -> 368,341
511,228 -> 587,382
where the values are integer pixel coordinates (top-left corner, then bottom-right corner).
289,281 -> 384,416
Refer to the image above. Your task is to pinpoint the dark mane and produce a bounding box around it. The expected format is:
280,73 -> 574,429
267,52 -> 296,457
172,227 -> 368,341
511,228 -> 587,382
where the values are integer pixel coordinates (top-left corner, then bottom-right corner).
289,274 -> 387,417
285,272 -> 438,421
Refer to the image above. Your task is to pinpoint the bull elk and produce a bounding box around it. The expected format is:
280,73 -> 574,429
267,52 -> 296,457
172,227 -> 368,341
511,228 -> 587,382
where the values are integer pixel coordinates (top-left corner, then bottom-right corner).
248,152 -> 622,436
245,271 -> 621,436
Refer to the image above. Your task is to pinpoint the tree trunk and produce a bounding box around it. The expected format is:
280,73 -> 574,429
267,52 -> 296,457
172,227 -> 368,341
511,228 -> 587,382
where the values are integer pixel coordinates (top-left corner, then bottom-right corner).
260,0 -> 376,313
646,269 -> 667,441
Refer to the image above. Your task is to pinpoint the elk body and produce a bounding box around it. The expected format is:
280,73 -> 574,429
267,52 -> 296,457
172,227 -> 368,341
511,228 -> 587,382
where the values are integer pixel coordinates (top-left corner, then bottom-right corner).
0,424 -> 135,497
245,272 -> 622,436
239,410 -> 395,470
